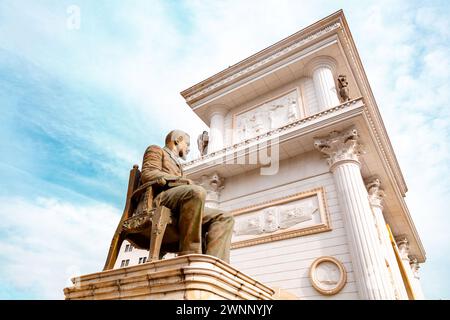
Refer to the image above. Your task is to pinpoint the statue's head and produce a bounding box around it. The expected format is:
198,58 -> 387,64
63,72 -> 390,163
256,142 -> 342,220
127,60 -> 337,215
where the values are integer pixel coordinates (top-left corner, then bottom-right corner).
165,130 -> 190,160
338,74 -> 347,83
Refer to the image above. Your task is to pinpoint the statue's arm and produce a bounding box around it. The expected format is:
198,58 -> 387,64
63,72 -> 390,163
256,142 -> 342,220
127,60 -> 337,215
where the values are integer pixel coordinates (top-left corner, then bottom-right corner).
141,145 -> 181,184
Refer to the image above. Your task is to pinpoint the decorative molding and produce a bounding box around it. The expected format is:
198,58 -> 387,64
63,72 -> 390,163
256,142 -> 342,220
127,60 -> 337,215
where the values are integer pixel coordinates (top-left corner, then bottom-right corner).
230,187 -> 331,249
313,126 -> 364,170
234,205 -> 318,236
183,22 -> 342,103
309,256 -> 347,295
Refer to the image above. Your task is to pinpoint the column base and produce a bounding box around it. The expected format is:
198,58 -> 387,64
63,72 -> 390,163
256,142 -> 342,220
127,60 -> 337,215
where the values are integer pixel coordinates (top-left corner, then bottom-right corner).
63,254 -> 275,300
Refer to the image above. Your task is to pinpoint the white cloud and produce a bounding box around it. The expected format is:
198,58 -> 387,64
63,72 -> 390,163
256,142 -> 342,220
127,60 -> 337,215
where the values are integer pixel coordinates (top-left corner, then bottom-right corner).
0,197 -> 119,299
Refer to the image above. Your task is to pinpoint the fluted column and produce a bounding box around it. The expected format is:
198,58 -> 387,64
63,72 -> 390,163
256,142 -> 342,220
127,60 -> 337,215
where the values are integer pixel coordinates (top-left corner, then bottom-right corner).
314,127 -> 395,299
206,106 -> 227,153
198,172 -> 224,209
308,56 -> 340,111
366,178 -> 408,300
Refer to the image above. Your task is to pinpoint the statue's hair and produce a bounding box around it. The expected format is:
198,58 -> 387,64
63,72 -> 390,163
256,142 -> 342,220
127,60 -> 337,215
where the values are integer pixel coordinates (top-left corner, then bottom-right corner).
165,130 -> 190,146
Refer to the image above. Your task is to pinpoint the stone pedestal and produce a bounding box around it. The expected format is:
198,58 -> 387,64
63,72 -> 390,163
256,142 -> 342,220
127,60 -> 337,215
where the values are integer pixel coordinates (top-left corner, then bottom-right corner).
64,254 -> 274,300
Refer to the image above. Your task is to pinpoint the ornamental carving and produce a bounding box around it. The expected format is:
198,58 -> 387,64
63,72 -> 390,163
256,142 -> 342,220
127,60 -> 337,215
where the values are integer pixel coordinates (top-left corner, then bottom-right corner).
409,258 -> 420,279
197,172 -> 224,209
231,188 -> 331,249
122,213 -> 151,233
366,177 -> 385,208
309,256 -> 347,295
314,126 -> 363,169
234,204 -> 318,237
396,237 -> 409,260
184,22 -> 341,103
235,90 -> 300,142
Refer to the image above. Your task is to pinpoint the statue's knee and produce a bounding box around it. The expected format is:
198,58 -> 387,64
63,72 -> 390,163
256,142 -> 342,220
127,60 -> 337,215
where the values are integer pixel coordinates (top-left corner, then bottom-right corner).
222,212 -> 235,229
189,185 -> 207,200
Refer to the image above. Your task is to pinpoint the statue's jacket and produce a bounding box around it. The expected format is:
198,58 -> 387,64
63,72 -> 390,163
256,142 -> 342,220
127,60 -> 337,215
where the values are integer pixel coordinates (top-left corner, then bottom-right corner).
140,145 -> 185,196
136,145 -> 195,249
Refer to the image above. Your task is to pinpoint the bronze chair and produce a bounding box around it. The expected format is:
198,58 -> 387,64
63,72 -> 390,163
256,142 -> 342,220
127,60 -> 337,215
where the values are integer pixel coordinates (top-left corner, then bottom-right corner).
103,165 -> 180,270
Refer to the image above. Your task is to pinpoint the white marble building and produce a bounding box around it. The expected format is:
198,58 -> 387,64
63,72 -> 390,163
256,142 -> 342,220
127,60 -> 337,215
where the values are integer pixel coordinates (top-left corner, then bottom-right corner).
115,10 -> 425,300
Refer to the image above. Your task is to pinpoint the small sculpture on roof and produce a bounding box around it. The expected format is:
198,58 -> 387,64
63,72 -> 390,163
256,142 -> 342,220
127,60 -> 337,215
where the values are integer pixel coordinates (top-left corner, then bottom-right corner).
197,130 -> 209,156
337,74 -> 350,102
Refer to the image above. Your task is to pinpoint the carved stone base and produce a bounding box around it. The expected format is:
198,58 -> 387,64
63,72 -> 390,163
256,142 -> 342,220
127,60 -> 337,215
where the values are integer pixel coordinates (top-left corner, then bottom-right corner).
63,254 -> 275,300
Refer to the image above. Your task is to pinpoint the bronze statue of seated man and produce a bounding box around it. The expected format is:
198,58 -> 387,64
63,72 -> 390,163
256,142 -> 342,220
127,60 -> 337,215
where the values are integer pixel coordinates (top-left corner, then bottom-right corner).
139,129 -> 234,263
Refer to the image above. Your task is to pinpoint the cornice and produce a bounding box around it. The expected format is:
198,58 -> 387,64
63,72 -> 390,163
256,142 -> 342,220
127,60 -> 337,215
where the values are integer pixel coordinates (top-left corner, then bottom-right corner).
180,11 -> 344,105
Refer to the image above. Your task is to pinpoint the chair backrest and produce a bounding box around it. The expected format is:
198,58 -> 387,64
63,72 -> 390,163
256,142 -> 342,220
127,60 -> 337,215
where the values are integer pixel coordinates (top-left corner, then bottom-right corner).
103,165 -> 177,270
123,165 -> 142,220
103,164 -> 142,270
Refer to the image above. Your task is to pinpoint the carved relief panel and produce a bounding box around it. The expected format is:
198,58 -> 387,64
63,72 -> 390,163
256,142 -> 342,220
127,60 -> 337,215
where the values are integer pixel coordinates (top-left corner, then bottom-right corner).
233,89 -> 302,143
231,188 -> 331,249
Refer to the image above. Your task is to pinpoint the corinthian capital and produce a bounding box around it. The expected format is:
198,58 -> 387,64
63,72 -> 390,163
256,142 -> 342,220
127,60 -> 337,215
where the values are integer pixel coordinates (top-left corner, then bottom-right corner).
410,258 -> 420,279
314,127 -> 363,169
396,237 -> 410,260
366,177 -> 386,208
197,172 -> 224,209
199,172 -> 224,193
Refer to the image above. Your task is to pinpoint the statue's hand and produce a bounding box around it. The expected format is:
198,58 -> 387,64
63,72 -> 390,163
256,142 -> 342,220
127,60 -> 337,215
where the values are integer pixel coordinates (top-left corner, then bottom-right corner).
156,177 -> 167,186
178,178 -> 193,185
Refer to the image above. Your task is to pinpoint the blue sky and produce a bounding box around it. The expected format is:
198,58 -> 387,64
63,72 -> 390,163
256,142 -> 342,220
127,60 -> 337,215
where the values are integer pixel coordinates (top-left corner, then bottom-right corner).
0,0 -> 448,299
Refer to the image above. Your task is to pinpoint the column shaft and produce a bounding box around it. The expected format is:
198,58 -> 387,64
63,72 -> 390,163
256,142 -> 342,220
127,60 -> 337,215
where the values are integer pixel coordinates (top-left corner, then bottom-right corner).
333,163 -> 394,299
371,204 -> 409,299
208,108 -> 226,153
397,240 -> 425,300
312,66 -> 340,110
